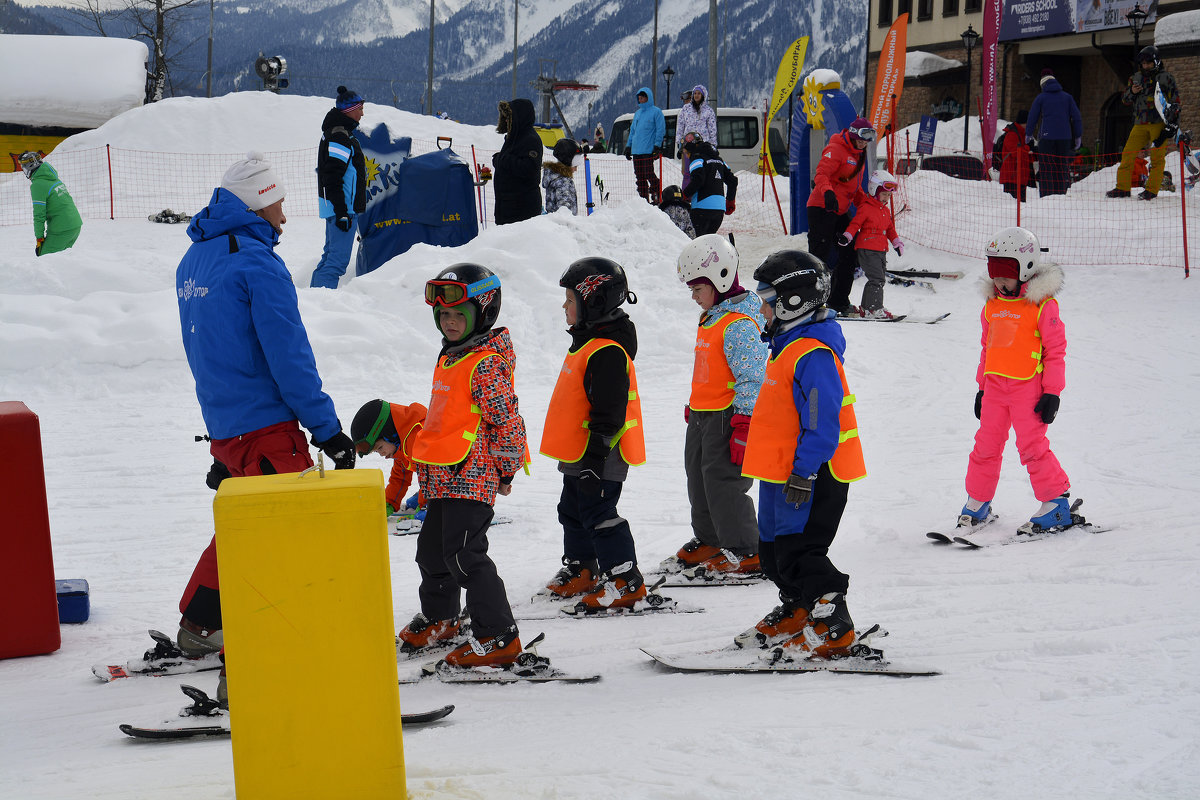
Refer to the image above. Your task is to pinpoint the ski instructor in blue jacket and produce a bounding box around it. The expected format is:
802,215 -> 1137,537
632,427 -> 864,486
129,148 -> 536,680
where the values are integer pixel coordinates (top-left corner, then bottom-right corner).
625,86 -> 666,203
173,151 -> 356,662
1025,69 -> 1082,197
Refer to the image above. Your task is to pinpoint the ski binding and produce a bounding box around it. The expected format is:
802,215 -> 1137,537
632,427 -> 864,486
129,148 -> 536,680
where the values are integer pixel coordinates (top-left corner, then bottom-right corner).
92,629 -> 223,682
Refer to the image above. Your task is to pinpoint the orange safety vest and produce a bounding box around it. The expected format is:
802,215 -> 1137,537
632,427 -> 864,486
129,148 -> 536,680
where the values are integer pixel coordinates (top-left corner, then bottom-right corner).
539,338 -> 646,466
982,296 -> 1050,380
689,311 -> 759,412
741,338 -> 866,484
411,350 -> 498,466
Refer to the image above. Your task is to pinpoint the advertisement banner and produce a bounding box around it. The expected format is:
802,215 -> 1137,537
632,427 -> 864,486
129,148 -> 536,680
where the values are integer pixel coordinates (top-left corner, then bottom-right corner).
981,0 -> 1002,161
1000,0 -> 1157,42
768,37 -> 809,122
869,14 -> 908,135
917,116 -> 938,155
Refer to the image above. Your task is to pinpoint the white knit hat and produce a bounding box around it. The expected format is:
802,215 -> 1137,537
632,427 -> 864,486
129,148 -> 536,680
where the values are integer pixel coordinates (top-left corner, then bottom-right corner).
221,151 -> 285,211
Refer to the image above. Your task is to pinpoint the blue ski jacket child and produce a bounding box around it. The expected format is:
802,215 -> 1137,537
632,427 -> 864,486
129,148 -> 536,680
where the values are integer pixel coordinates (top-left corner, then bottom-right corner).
176,188 -> 342,442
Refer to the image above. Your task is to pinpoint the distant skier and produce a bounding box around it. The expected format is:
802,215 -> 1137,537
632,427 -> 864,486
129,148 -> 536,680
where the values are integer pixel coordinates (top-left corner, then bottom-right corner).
624,87 -> 665,203
658,184 -> 696,238
680,139 -> 737,236
735,250 -> 866,656
542,138 -> 580,215
492,98 -> 544,224
18,151 -> 81,256
1106,46 -> 1181,201
311,86 -> 367,289
957,227 -> 1072,533
837,169 -> 904,319
676,84 -> 717,189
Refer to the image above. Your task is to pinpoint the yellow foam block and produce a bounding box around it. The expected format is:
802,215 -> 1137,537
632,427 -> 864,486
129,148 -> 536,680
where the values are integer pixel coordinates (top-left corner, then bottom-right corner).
215,468 -> 405,799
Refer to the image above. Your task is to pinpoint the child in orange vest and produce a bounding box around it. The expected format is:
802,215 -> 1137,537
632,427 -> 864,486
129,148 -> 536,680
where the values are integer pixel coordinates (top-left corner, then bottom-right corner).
958,227 -> 1072,533
406,263 -> 528,667
661,234 -> 767,580
539,257 -> 648,613
350,399 -> 426,515
837,170 -> 905,319
735,250 -> 866,659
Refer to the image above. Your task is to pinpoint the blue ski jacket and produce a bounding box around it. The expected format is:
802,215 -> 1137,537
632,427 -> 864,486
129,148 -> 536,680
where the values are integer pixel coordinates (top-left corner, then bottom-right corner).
629,87 -> 666,155
766,310 -> 847,478
1026,79 -> 1082,142
177,188 -> 341,442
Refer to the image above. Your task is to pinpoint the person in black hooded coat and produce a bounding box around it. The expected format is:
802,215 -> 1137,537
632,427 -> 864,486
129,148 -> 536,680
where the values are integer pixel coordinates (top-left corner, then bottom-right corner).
492,98 -> 544,224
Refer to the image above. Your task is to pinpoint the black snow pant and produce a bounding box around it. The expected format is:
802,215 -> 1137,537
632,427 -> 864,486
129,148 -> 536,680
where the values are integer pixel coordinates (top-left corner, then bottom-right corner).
415,498 -> 516,639
689,208 -> 725,237
684,408 -> 759,553
759,463 -> 850,605
1037,139 -> 1075,197
557,474 -> 637,574
807,207 -> 857,310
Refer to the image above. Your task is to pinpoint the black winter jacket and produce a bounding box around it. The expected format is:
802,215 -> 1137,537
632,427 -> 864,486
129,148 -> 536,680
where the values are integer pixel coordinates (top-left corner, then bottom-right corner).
317,108 -> 366,218
492,98 -> 544,224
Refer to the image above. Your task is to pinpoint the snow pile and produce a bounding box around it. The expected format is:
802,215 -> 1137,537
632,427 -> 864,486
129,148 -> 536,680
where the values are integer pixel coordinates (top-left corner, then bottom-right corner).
0,35 -> 148,129
905,50 -> 963,78
1153,9 -> 1200,45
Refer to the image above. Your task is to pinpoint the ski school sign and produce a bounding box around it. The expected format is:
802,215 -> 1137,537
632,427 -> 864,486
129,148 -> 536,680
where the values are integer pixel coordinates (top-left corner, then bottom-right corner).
1000,0 -> 1157,41
869,14 -> 908,135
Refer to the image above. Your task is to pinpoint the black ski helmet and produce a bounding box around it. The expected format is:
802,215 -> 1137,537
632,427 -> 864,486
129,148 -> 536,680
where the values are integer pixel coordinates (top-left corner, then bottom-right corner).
1138,45 -> 1160,69
753,250 -> 830,324
559,257 -> 637,325
660,184 -> 685,207
426,263 -> 502,339
351,399 -> 397,455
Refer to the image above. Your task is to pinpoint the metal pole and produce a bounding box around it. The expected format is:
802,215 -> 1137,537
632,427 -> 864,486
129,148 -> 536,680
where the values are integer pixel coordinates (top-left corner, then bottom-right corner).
206,0 -> 213,98
512,0 -> 518,100
708,0 -> 717,113
963,47 -> 972,153
426,0 -> 434,115
652,0 -> 658,100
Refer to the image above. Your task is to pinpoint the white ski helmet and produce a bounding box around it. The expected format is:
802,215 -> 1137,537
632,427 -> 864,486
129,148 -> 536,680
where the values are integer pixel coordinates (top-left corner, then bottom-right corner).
985,226 -> 1044,282
677,234 -> 739,292
868,169 -> 898,196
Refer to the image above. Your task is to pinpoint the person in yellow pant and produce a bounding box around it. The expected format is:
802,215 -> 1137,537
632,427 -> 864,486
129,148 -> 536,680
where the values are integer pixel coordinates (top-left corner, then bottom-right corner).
1107,46 -> 1180,201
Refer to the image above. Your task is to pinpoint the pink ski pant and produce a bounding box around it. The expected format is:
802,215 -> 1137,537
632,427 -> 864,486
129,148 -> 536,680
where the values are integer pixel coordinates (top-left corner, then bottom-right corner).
966,374 -> 1070,503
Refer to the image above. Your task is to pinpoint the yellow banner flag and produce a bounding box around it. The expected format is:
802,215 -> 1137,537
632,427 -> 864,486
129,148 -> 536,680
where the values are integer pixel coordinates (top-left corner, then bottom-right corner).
869,14 -> 908,134
768,37 -> 809,123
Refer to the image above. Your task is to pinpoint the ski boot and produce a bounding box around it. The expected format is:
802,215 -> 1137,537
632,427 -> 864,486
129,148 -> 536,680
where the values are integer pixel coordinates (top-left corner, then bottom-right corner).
862,307 -> 896,320
772,592 -> 856,661
657,537 -> 721,574
570,562 -> 647,614
540,556 -> 601,598
1017,493 -> 1079,535
1105,188 -> 1131,198
681,549 -> 762,582
440,626 -> 521,669
176,619 -> 223,658
734,597 -> 809,649
397,611 -> 467,655
957,498 -> 993,529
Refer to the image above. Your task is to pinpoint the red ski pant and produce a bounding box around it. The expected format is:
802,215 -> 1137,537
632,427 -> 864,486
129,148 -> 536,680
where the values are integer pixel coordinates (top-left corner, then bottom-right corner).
178,420 -> 313,628
965,374 -> 1069,504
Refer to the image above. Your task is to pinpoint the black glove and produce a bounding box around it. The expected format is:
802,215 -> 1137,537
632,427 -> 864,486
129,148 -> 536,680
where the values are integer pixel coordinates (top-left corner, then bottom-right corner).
652,146 -> 662,157
312,431 -> 356,470
577,452 -> 605,498
974,390 -> 984,420
623,146 -> 632,161
334,216 -> 352,232
206,459 -> 231,491
1034,393 -> 1060,424
676,147 -> 684,159
784,473 -> 813,506
823,190 -> 838,213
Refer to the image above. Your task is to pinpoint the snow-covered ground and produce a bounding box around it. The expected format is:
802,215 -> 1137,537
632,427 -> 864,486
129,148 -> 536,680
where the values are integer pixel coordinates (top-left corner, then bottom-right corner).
2,95 -> 1199,800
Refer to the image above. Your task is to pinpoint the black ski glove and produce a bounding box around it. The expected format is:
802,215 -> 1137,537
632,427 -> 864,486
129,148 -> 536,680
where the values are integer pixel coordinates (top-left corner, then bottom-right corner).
312,431 -> 356,470
652,146 -> 662,157
1034,393 -> 1060,424
623,146 -> 632,160
334,215 -> 352,232
206,459 -> 231,491
577,436 -> 611,499
974,390 -> 984,420
823,190 -> 838,213
784,473 -> 813,506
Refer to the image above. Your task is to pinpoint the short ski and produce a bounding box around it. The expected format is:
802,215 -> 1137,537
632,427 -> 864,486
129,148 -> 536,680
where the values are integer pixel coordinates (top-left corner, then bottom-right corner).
887,272 -> 936,291
92,629 -> 223,682
642,626 -> 939,677
389,514 -> 512,535
663,562 -> 767,587
840,312 -> 951,324
401,633 -> 600,684
953,499 -> 1109,548
888,268 -> 964,280
927,511 -> 1000,543
559,577 -> 697,617
120,705 -> 454,740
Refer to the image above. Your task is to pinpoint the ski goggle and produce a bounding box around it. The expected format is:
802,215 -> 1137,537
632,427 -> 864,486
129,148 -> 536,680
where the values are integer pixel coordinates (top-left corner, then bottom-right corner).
876,180 -> 898,193
849,124 -> 877,143
424,274 -> 500,307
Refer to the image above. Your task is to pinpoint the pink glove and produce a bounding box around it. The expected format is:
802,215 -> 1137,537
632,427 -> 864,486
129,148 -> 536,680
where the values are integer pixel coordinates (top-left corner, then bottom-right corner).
684,404 -> 691,424
892,238 -> 904,257
729,414 -> 751,465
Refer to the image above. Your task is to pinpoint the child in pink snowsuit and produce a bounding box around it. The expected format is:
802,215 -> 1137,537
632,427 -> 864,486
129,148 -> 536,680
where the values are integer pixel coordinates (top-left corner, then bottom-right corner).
959,227 -> 1073,531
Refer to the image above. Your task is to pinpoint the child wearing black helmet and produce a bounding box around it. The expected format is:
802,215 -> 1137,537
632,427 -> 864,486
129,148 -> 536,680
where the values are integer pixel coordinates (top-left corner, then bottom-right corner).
543,139 -> 580,215
404,263 -> 528,668
539,257 -> 649,613
658,184 -> 697,238
734,250 -> 867,660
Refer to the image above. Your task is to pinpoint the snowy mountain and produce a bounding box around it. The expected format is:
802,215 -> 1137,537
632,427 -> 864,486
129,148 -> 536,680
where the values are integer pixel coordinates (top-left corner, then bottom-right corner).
13,0 -> 868,133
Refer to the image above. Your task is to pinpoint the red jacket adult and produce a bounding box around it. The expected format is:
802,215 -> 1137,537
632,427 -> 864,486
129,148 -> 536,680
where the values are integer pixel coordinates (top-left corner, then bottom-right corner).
994,122 -> 1034,187
842,194 -> 898,252
806,130 -> 868,215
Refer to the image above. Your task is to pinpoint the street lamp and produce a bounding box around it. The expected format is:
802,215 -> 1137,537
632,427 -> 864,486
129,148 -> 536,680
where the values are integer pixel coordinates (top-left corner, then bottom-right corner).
662,66 -> 675,110
1126,2 -> 1148,53
961,24 -> 980,153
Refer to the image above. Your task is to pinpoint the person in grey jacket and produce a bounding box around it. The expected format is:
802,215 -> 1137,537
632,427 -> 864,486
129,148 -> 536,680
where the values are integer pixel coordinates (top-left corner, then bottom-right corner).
1025,69 -> 1082,197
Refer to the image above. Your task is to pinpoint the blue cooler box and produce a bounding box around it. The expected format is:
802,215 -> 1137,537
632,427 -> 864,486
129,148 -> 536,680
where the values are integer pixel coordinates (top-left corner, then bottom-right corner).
56,579 -> 90,623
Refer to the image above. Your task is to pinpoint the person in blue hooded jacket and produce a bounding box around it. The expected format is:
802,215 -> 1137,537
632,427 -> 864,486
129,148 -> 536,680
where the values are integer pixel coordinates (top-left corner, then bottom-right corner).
1025,69 -> 1082,197
624,87 -> 666,203
173,151 -> 356,659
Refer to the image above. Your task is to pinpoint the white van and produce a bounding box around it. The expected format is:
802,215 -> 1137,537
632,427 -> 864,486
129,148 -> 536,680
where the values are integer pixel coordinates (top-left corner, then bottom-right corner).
606,106 -> 788,174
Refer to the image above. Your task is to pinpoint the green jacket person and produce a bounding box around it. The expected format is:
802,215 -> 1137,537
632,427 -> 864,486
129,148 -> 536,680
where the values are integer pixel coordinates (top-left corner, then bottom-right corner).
19,151 -> 82,256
